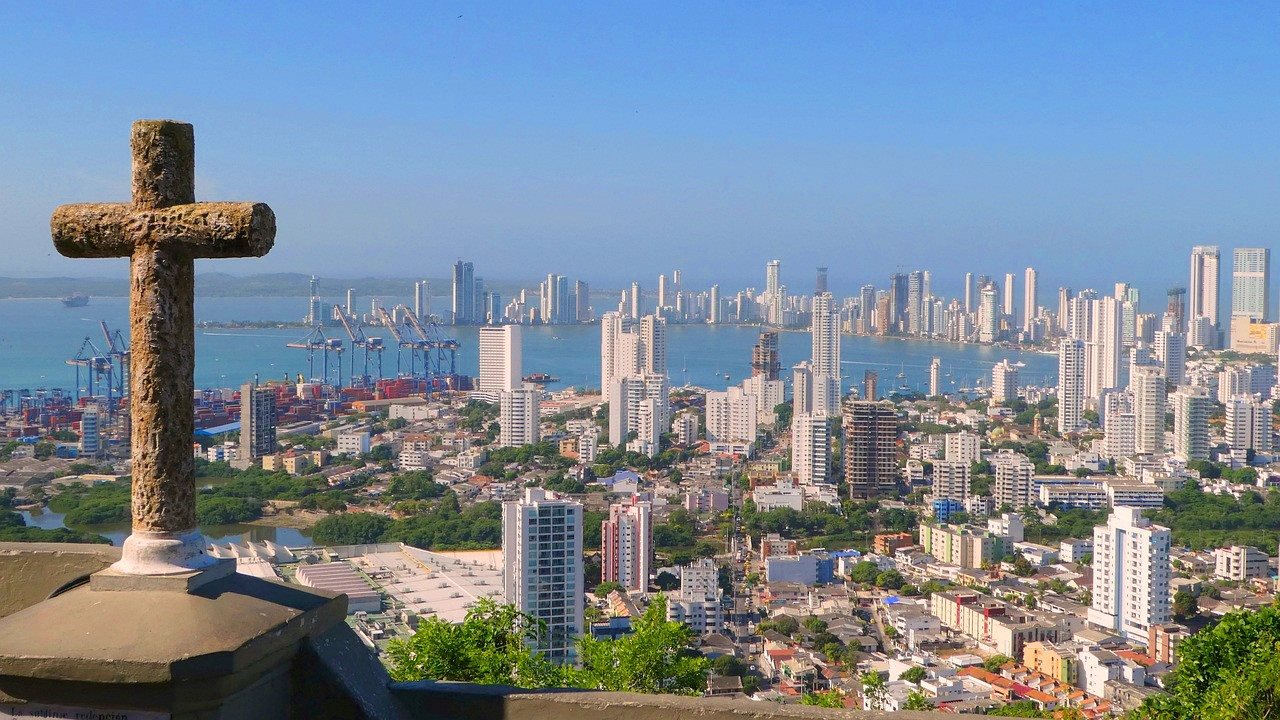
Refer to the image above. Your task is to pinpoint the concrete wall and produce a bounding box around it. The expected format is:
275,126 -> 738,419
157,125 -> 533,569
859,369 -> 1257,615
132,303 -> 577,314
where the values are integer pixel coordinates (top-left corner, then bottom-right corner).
0,541 -> 119,618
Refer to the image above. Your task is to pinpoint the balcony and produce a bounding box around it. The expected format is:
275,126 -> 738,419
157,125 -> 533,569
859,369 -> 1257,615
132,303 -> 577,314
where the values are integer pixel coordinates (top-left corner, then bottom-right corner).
0,542 -> 936,719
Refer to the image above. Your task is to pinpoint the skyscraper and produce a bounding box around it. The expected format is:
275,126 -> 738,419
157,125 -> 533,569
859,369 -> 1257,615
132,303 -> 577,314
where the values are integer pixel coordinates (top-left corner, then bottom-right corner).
630,281 -> 642,320
810,292 -> 841,416
413,280 -> 429,319
890,273 -> 909,332
1002,272 -> 1016,325
1023,267 -> 1038,333
1130,365 -> 1166,455
601,496 -> 652,593
751,330 -> 781,380
815,266 -> 828,294
907,270 -> 924,335
990,360 -> 1019,403
1225,394 -> 1272,455
639,315 -> 667,377
1232,247 -> 1271,322
977,283 -> 999,343
451,260 -> 475,325
1087,296 -> 1122,401
842,400 -> 898,499
1153,330 -> 1186,385
1058,339 -> 1085,433
238,382 -> 277,468
765,260 -> 781,326
929,357 -> 941,397
503,488 -> 583,663
477,325 -> 522,400
574,280 -> 590,323
963,272 -> 975,315
704,386 -> 759,445
1189,245 -> 1221,334
708,284 -> 721,324
1165,287 -> 1187,332
1089,507 -> 1171,643
1171,386 -> 1211,461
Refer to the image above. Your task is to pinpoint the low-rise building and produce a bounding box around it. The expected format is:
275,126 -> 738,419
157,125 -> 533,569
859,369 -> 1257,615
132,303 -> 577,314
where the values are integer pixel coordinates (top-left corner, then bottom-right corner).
1213,545 -> 1270,581
920,523 -> 1005,569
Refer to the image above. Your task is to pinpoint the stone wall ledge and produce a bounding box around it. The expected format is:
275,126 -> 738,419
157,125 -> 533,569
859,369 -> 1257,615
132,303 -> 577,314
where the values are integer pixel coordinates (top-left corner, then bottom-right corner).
390,681 -> 938,720
0,541 -> 121,619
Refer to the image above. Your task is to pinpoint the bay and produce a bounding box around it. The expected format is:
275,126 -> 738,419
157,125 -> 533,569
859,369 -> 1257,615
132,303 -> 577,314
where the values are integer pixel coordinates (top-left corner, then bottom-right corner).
19,507 -> 314,548
0,296 -> 1057,395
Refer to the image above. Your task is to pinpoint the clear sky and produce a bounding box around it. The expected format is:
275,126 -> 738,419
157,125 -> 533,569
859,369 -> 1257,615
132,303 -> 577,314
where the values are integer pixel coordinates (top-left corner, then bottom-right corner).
1,2 -> 1276,297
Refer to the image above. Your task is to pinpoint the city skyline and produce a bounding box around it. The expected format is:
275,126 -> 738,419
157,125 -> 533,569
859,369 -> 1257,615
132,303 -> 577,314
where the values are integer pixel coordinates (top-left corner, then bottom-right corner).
1,5 -> 1277,288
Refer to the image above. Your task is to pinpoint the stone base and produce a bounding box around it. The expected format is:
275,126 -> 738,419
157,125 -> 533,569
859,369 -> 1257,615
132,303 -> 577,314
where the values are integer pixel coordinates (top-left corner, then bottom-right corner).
92,556 -> 234,592
0,567 -> 347,719
111,528 -> 219,575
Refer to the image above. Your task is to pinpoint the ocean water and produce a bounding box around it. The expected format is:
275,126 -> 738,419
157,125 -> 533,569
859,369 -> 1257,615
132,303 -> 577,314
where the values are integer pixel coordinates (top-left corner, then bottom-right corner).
0,296 -> 1058,395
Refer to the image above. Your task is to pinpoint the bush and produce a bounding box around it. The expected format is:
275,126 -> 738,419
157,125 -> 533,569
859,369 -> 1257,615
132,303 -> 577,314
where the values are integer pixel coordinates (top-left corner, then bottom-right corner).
311,512 -> 392,545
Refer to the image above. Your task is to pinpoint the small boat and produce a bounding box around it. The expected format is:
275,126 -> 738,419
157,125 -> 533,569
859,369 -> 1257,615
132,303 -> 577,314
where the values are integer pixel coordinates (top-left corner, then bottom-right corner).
523,372 -> 559,384
60,293 -> 89,308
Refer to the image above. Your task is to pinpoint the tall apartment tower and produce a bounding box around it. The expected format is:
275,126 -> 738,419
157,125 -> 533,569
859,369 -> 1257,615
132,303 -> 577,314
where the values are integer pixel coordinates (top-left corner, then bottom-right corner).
238,383 -> 277,468
708,285 -> 721,324
1089,507 -> 1171,643
815,266 -> 828,294
1152,330 -> 1186,386
751,330 -> 781,380
451,260 -> 475,325
503,489 -> 584,663
1023,267 -> 1038,333
79,406 -> 101,458
639,315 -> 668,377
1002,272 -> 1016,324
791,412 -> 830,485
498,388 -> 540,448
990,360 -> 1019,403
1232,247 -> 1271,322
601,496 -> 653,593
1189,245 -> 1220,334
1130,365 -> 1167,455
574,280 -> 590,323
842,400 -> 898,499
765,260 -> 782,326
1171,386 -> 1212,461
477,325 -> 522,400
932,460 -> 970,501
929,357 -> 941,397
963,272 -> 975,315
978,284 -> 999,343
992,451 -> 1036,509
413,280 -> 430,319
1058,339 -> 1086,433
704,386 -> 759,445
1225,395 -> 1273,455
811,292 -> 841,416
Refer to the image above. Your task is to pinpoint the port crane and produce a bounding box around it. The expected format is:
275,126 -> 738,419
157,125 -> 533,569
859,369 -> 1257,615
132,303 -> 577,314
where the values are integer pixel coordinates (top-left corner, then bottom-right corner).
400,305 -> 460,392
98,321 -> 130,402
334,305 -> 384,387
377,306 -> 429,378
286,326 -> 345,389
66,336 -> 117,404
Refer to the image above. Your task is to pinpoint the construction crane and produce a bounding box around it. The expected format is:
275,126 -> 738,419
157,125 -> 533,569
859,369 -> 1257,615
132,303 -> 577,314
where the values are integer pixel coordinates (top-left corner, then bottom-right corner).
98,321 -> 129,403
66,336 -> 116,403
378,306 -> 427,378
334,305 -> 384,387
286,326 -> 345,389
400,305 -> 460,390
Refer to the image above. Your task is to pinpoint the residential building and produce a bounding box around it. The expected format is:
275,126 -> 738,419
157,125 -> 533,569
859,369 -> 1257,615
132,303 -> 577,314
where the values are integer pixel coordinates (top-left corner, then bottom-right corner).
919,523 -> 1004,569
1225,394 -> 1273,455
1058,339 -> 1086,433
336,432 -> 371,456
1213,545 -> 1269,581
991,360 -> 1019,403
1023,641 -> 1078,685
843,400 -> 898,499
1189,245 -> 1220,342
791,412 -> 830,485
1130,365 -> 1166,455
668,559 -> 723,635
704,386 -> 759,445
1171,386 -> 1212,461
608,373 -> 668,457
503,488 -> 584,663
1232,247 -> 1271,322
992,450 -> 1036,510
932,460 -> 970,502
78,406 -> 101,457
237,383 -> 277,468
945,432 -> 982,464
476,325 -> 522,399
601,496 -> 653,593
498,388 -> 540,448
1089,507 -> 1172,643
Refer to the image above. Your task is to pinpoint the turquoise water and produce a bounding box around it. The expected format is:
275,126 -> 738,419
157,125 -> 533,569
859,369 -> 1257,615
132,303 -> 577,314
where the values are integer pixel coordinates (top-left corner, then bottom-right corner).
0,296 -> 1058,394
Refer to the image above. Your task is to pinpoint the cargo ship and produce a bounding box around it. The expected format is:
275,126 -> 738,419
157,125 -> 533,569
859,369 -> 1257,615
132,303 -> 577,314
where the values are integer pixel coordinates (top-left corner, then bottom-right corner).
60,293 -> 89,308
522,372 -> 559,384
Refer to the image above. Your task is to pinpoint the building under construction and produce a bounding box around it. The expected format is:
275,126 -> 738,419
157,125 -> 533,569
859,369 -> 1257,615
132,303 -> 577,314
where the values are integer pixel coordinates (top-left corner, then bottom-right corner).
842,400 -> 899,499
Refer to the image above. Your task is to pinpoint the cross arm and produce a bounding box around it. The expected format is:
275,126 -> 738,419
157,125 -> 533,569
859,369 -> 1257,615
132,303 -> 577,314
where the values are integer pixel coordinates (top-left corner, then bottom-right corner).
52,202 -> 276,259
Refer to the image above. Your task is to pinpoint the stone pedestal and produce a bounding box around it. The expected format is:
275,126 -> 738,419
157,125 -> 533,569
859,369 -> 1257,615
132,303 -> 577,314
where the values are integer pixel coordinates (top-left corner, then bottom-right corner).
0,563 -> 348,719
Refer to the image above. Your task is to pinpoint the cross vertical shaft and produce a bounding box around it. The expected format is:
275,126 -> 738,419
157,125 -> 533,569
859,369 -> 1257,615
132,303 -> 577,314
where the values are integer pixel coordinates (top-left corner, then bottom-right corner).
51,120 -> 275,575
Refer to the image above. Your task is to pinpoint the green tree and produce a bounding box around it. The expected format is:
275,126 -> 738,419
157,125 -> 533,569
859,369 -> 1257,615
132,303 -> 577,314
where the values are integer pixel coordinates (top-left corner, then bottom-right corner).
594,580 -> 621,598
655,571 -> 679,591
984,654 -> 1014,672
900,666 -> 926,684
860,670 -> 887,710
875,569 -> 905,590
1173,590 -> 1199,620
310,512 -> 392,545
903,690 -> 932,710
386,598 -> 564,688
575,594 -> 708,694
800,690 -> 843,708
1136,606 -> 1280,719
849,561 -> 879,584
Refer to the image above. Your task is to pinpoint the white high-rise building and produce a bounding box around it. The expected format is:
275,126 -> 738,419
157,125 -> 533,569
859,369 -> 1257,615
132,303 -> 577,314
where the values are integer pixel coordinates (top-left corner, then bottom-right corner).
929,357 -> 942,397
992,451 -> 1036,509
932,460 -> 970,502
477,325 -> 522,400
639,315 -> 667,377
503,489 -> 584,663
1003,272 -> 1016,325
810,292 -> 841,417
1171,385 -> 1212,461
1225,394 -> 1273,455
668,558 -> 724,635
1152,330 -> 1186,386
705,386 -> 759,445
990,360 -> 1019,403
1058,339 -> 1086,433
78,406 -> 101,457
765,260 -> 782,326
1232,247 -> 1271,322
608,373 -> 669,457
413,280 -> 430,319
944,431 -> 981,465
498,388 -> 540,447
791,413 -> 830,484
1189,245 -> 1220,341
1023,267 -> 1038,333
742,374 -> 785,426
978,284 -> 999,343
1102,390 -> 1136,460
1130,365 -> 1167,456
601,496 -> 652,593
1089,507 -> 1171,643
1088,296 -> 1123,401
792,362 -> 815,417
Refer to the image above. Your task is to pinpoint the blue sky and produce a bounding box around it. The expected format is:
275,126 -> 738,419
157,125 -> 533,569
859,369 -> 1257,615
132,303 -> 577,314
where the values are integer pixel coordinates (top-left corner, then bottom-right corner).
0,2 -> 1276,298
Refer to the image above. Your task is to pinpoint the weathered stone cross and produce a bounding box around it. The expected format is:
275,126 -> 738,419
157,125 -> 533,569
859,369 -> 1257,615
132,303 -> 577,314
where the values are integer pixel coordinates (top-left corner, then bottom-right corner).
52,120 -> 275,575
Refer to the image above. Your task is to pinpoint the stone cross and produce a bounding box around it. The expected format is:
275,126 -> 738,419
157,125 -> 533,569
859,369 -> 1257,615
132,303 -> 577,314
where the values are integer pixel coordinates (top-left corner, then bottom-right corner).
51,120 -> 275,575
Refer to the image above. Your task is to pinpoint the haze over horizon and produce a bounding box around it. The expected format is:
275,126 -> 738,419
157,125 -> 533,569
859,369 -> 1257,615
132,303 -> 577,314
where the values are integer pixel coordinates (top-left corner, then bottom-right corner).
2,3 -> 1276,297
